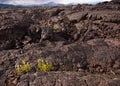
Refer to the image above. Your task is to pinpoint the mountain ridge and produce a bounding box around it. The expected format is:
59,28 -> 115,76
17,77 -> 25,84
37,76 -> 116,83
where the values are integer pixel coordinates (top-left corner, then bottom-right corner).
0,3 -> 14,7
0,2 -> 64,7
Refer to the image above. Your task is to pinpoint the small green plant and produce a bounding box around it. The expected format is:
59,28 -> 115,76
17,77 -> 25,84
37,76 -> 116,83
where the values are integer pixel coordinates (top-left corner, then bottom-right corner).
16,60 -> 31,75
78,24 -> 83,29
53,24 -> 59,32
17,65 -> 22,76
37,59 -> 54,72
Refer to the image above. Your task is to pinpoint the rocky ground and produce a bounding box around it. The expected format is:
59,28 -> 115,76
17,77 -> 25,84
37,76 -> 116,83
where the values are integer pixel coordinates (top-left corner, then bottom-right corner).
0,0 -> 120,86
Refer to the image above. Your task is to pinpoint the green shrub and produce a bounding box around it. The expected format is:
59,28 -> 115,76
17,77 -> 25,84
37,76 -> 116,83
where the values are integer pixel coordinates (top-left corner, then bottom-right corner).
16,59 -> 53,75
53,24 -> 59,32
16,60 -> 31,75
37,59 -> 54,72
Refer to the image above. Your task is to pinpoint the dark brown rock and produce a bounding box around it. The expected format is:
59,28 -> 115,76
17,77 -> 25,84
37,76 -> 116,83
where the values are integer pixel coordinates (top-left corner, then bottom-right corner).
0,1 -> 120,85
45,8 -> 63,17
67,12 -> 88,22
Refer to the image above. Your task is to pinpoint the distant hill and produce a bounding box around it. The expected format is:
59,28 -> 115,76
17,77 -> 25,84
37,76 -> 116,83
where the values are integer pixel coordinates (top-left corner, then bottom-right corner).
0,2 -> 64,7
41,2 -> 64,6
0,4 -> 14,7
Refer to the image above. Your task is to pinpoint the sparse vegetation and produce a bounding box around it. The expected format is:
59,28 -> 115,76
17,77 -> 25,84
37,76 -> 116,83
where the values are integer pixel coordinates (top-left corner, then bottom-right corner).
78,24 -> 83,30
16,60 -> 31,75
53,24 -> 59,32
16,59 -> 54,75
37,59 -> 54,72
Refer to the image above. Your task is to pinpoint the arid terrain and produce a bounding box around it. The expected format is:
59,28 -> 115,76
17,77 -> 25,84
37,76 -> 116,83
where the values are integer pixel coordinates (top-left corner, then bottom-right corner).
0,0 -> 120,86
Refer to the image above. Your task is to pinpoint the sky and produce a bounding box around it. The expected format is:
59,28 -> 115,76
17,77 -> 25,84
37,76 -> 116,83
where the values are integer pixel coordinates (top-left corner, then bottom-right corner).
0,0 -> 112,5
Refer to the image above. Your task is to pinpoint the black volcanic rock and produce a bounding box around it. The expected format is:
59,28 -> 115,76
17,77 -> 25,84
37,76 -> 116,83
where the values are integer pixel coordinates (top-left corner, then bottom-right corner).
0,1 -> 120,86
112,0 -> 120,2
